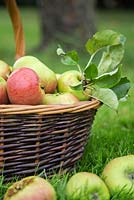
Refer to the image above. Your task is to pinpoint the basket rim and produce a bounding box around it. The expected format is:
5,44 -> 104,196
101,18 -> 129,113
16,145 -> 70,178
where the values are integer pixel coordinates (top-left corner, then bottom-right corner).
0,99 -> 100,115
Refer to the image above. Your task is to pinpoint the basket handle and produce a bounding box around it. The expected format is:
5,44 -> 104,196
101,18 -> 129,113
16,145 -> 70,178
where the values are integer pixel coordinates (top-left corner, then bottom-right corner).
4,0 -> 25,60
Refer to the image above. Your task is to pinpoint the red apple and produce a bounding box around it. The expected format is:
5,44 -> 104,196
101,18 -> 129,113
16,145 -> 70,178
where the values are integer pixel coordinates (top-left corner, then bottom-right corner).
42,93 -> 79,105
0,77 -> 9,104
7,67 -> 45,105
3,176 -> 57,200
0,60 -> 11,80
13,56 -> 57,93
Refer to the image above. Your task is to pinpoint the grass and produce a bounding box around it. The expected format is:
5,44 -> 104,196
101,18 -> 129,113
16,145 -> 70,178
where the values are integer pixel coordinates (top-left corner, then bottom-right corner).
0,7 -> 134,200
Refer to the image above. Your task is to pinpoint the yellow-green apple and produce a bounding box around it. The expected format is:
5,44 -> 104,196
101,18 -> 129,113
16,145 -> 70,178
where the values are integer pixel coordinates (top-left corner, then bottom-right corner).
0,60 -> 12,80
7,67 -> 45,105
65,172 -> 110,200
13,55 -> 57,93
42,93 -> 79,105
102,155 -> 134,198
3,176 -> 57,200
0,77 -> 9,104
57,70 -> 89,101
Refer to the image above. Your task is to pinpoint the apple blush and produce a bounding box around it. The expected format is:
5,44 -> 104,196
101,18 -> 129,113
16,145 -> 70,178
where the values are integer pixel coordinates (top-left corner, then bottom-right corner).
7,67 -> 45,105
3,176 -> 57,200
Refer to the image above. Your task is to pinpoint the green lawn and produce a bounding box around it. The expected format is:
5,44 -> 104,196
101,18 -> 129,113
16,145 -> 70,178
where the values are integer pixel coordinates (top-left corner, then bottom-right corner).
0,7 -> 134,200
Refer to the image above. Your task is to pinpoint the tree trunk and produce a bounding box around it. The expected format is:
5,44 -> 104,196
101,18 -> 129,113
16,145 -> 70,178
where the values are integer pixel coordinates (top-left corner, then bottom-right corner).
36,0 -> 97,50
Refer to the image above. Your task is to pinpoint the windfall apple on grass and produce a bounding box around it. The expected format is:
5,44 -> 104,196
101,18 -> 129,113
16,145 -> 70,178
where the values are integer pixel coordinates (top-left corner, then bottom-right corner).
102,155 -> 134,198
65,172 -> 110,200
3,176 -> 57,200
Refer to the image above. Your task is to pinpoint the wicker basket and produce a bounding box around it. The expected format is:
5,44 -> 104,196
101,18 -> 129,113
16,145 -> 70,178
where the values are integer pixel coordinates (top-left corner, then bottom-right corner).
0,1 -> 100,181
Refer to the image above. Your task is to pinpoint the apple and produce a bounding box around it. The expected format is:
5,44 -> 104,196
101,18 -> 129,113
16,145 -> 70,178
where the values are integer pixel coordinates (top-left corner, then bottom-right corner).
7,67 -> 45,105
102,155 -> 134,198
42,93 -> 79,105
65,172 -> 110,200
0,60 -> 11,80
0,77 -> 9,104
3,176 -> 57,200
57,70 -> 89,101
56,73 -> 61,81
13,55 -> 57,93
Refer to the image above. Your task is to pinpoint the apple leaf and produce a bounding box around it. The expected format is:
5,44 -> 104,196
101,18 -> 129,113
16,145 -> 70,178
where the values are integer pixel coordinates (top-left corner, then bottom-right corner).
84,63 -> 98,80
85,29 -> 126,55
98,44 -> 125,75
70,82 -> 83,91
57,46 -> 79,66
111,77 -> 131,100
91,86 -> 119,110
93,66 -> 122,88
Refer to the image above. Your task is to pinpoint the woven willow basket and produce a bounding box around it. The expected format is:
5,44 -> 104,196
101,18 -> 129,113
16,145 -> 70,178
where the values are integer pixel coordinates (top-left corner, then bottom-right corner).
0,0 -> 100,181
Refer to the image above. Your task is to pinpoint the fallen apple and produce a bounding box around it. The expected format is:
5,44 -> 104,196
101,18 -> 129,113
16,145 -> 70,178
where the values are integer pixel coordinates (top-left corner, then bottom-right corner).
7,67 -> 45,105
0,77 -> 9,104
58,70 -> 90,101
13,55 -> 57,93
65,172 -> 110,200
102,155 -> 134,198
42,92 -> 79,105
3,176 -> 57,200
0,60 -> 11,80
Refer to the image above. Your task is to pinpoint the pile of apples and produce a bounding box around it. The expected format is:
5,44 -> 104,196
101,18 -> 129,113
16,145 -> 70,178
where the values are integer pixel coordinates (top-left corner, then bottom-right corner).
3,155 -> 134,200
0,56 -> 90,106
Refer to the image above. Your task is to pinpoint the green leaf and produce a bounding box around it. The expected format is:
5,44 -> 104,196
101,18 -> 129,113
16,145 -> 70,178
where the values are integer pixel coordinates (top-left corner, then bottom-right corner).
111,77 -> 131,100
57,47 -> 79,66
70,82 -> 83,91
98,44 -> 125,75
84,63 -> 98,80
92,86 -> 119,110
61,56 -> 77,66
67,50 -> 79,63
85,30 -> 126,55
94,66 -> 122,88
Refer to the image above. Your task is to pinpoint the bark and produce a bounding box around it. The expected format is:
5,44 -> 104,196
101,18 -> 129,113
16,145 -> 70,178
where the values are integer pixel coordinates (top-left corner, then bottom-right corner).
36,0 -> 97,50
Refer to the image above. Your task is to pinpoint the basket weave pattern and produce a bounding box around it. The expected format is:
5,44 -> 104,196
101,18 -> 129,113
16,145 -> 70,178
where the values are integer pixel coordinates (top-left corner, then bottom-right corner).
0,101 -> 99,180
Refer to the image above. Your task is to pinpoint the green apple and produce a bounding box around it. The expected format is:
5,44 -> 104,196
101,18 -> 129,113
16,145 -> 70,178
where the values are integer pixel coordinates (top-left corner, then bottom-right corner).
13,55 -> 57,93
102,155 -> 134,198
0,77 -> 9,104
0,60 -> 12,80
65,172 -> 110,200
42,92 -> 79,105
4,176 -> 57,200
58,70 -> 89,101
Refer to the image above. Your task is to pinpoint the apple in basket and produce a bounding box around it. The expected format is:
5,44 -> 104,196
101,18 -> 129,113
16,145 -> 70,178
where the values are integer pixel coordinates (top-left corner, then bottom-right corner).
42,92 -> 79,105
0,77 -> 9,104
102,155 -> 134,198
7,67 -> 45,105
0,60 -> 11,80
57,70 -> 90,101
13,55 -> 57,93
3,176 -> 57,200
65,172 -> 110,200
